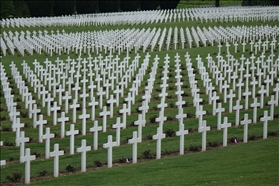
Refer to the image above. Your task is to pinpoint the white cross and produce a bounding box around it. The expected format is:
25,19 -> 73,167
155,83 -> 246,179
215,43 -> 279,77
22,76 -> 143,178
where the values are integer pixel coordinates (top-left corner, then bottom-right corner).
273,83 -> 279,106
268,95 -> 276,120
119,103 -> 129,129
240,114 -> 252,143
66,124 -> 79,154
216,103 -> 225,130
260,110 -> 271,139
76,139 -> 91,172
176,123 -> 188,155
210,91 -> 219,115
242,87 -> 251,110
124,92 -> 133,115
220,117 -> 231,147
31,104 -> 41,128
57,112 -> 69,138
196,105 -> 206,128
112,117 -> 125,146
20,148 -> 36,184
49,143 -> 64,177
128,131 -> 141,164
99,106 -> 110,132
70,99 -> 80,123
50,101 -> 60,126
89,120 -> 102,150
36,114 -> 47,143
134,114 -> 145,140
12,117 -> 24,146
16,131 -> 29,162
250,98 -> 260,123
78,109 -> 90,136
198,120 -> 210,151
152,127 -> 166,159
258,85 -> 266,108
103,135 -> 117,168
227,89 -> 235,113
41,127 -> 55,159
45,93 -> 54,116
107,94 -> 117,118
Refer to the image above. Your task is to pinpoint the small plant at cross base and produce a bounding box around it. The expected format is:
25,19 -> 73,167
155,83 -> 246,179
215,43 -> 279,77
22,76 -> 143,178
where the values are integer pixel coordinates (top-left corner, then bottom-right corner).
65,164 -> 76,172
94,160 -> 102,167
37,169 -> 48,177
145,134 -> 153,140
6,171 -> 22,182
164,128 -> 176,137
189,144 -> 200,152
208,141 -> 219,147
119,156 -> 126,163
268,131 -> 279,137
142,150 -> 154,159
248,134 -> 258,141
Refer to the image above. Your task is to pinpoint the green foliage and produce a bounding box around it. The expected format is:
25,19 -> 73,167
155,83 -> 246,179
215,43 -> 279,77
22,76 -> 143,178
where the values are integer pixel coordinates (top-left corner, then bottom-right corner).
13,0 -> 30,18
76,0 -> 98,14
160,0 -> 180,9
142,149 -> 154,159
53,1 -> 76,16
0,0 -> 15,18
65,164 -> 76,172
26,0 -> 54,17
120,0 -> 140,11
208,141 -> 219,147
94,160 -> 102,167
37,169 -> 48,177
188,144 -> 200,152
140,0 -> 160,10
98,0 -> 120,13
6,171 -> 22,182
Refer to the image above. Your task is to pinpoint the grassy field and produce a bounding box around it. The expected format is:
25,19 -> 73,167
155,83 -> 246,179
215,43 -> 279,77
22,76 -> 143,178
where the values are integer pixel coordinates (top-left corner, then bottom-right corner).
0,4 -> 279,186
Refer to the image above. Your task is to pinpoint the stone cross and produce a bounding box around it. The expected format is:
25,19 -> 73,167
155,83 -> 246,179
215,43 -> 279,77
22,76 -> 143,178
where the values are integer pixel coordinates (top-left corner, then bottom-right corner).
112,117 -> 125,146
152,127 -> 166,159
57,112 -> 69,138
119,103 -> 129,129
240,114 -> 252,143
210,91 -> 219,115
176,123 -> 188,155
41,127 -> 55,159
45,93 -> 54,116
134,114 -> 146,140
78,108 -> 90,135
103,135 -> 117,168
99,106 -> 110,132
31,104 -> 41,128
196,105 -> 206,128
36,114 -> 47,143
62,91 -> 72,113
233,100 -> 243,126
88,97 -> 98,121
260,110 -> 271,139
258,85 -> 266,108
49,143 -> 64,177
77,139 -> 91,172
221,117 -> 231,147
227,89 -> 235,113
89,120 -> 102,150
107,94 -> 117,118
12,117 -> 24,146
128,131 -> 141,164
70,99 -> 80,123
50,101 -> 60,126
66,124 -> 79,154
16,131 -> 29,162
198,120 -> 210,151
216,103 -> 225,130
20,148 -> 36,184
267,95 -> 276,120
250,98 -> 260,123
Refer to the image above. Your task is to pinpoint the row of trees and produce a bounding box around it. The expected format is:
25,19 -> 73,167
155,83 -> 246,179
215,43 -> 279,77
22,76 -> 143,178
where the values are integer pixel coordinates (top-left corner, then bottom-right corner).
1,0 -> 278,19
0,0 -> 180,18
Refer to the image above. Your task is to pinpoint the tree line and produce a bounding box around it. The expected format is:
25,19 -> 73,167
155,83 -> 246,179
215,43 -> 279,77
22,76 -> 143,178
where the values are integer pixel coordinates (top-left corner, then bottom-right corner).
1,0 -> 278,19
0,0 -> 180,19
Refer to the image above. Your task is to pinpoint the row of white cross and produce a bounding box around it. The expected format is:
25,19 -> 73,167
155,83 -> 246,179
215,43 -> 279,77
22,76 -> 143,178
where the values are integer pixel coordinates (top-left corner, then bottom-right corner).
1,24 -> 278,56
1,48 -> 278,184
1,6 -> 278,28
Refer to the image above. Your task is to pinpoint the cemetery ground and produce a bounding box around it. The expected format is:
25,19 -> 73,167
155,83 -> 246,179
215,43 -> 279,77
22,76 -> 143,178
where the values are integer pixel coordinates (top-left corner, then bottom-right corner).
1,8 -> 279,185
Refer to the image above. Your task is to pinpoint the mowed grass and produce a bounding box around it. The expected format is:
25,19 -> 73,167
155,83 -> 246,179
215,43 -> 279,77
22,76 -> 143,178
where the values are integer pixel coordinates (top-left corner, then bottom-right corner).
28,137 -> 279,186
1,5 -> 279,185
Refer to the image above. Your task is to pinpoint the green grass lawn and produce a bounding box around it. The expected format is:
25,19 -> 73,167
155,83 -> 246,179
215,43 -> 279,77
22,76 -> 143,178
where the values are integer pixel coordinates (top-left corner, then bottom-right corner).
0,4 -> 279,186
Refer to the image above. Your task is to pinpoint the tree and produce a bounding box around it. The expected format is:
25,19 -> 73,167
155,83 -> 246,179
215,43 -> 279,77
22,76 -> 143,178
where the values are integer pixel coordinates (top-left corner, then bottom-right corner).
53,1 -> 76,16
26,0 -> 53,17
159,0 -> 179,9
76,0 -> 98,14
0,0 -> 15,18
215,0 -> 220,7
98,0 -> 120,13
120,0 -> 140,11
140,0 -> 160,10
13,0 -> 30,17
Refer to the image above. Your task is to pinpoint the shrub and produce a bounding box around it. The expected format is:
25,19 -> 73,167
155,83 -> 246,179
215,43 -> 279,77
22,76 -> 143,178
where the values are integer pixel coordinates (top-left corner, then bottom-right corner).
228,137 -> 238,143
65,164 -> 76,172
208,141 -> 219,147
31,151 -> 41,158
20,111 -> 28,118
142,150 -> 154,159
149,115 -> 157,123
37,169 -> 48,177
162,149 -> 172,155
4,140 -> 15,146
94,160 -> 102,167
146,134 -> 153,140
188,127 -> 193,133
1,116 -> 7,121
6,171 -> 22,182
268,131 -> 279,137
164,128 -> 176,137
2,126 -> 12,132
166,116 -> 174,121
9,156 -> 15,161
189,144 -> 200,152
248,134 -> 257,141
119,156 -> 126,163
169,102 -> 175,108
